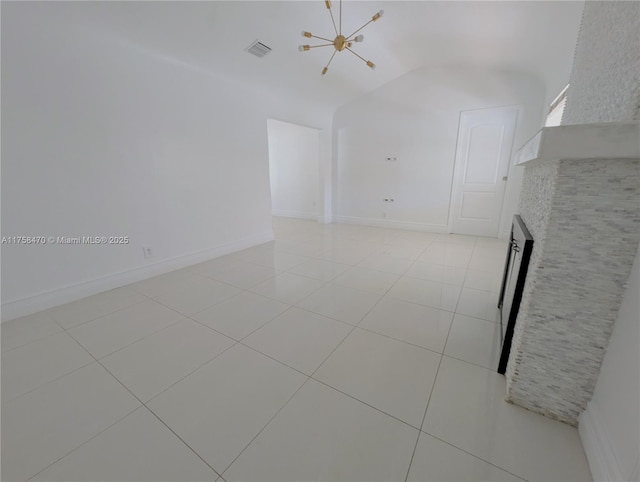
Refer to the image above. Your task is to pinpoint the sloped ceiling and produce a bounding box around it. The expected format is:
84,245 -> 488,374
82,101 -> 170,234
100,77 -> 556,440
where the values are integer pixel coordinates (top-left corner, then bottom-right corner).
21,1 -> 584,110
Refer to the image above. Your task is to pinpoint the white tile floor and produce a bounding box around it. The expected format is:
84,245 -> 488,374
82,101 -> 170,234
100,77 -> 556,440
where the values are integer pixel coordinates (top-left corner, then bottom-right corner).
1,218 -> 593,482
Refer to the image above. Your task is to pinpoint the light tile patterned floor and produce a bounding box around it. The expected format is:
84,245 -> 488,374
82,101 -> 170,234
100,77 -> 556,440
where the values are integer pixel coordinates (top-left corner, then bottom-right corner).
1,217 -> 593,482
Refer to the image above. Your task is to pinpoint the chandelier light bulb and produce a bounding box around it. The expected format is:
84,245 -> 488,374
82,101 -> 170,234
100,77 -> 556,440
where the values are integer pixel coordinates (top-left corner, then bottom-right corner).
299,45 -> 310,52
373,10 -> 384,21
354,35 -> 364,42
302,31 -> 312,38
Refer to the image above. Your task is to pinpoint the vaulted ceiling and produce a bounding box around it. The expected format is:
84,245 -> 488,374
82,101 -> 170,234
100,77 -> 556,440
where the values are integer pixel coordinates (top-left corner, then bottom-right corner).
16,1 -> 585,110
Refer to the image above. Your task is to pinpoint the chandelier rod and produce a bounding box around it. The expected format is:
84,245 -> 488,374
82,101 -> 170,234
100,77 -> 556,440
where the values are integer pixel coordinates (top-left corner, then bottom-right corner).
325,1 -> 339,36
345,46 -> 371,65
346,19 -> 373,41
308,34 -> 334,43
322,49 -> 338,75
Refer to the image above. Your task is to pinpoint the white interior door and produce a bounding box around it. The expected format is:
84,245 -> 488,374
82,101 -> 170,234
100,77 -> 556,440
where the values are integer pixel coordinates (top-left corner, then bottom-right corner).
449,106 -> 518,237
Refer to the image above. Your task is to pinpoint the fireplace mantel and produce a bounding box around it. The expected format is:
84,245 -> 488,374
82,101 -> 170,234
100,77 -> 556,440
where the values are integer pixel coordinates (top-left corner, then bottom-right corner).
514,121 -> 640,166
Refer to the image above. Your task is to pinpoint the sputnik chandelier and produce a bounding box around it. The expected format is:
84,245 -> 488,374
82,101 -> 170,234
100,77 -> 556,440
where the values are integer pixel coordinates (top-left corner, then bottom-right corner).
298,0 -> 384,75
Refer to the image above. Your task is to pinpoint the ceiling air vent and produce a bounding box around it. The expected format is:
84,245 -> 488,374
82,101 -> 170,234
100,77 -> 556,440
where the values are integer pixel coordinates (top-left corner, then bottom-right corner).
245,40 -> 272,58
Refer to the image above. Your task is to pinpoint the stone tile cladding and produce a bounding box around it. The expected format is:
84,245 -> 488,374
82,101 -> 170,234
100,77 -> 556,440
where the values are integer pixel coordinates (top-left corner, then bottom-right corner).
508,159 -> 640,425
562,1 -> 639,125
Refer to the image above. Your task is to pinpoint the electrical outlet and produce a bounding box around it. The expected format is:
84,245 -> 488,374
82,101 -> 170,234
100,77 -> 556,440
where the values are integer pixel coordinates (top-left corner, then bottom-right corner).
143,246 -> 153,259
385,156 -> 398,162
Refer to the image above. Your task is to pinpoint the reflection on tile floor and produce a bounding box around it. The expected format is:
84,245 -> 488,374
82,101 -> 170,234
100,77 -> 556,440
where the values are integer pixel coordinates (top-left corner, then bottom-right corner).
1,217 -> 592,481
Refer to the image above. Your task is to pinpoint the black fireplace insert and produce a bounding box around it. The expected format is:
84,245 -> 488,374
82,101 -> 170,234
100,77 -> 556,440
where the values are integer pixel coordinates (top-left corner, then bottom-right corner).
497,214 -> 533,374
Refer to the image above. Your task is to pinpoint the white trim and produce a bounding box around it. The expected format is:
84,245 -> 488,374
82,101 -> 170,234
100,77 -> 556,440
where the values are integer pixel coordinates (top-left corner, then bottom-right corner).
334,215 -> 448,233
1,230 -> 274,322
514,121 -> 640,166
548,83 -> 570,113
578,401 -> 624,482
271,209 -> 318,221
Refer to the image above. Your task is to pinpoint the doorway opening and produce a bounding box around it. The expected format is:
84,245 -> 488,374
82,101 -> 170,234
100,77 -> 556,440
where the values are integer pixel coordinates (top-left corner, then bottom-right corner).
266,119 -> 321,220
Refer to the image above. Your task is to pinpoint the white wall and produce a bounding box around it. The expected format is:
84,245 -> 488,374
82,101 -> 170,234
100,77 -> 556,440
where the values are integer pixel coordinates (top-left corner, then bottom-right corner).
579,245 -> 640,482
1,4 -> 331,319
332,66 -> 545,235
267,119 -> 320,220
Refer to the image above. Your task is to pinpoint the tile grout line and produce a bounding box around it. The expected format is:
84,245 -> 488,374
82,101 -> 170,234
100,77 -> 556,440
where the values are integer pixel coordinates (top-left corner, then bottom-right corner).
18,335 -> 162,479
308,377 -> 423,432
246,274 -> 332,308
139,336 -> 240,405
144,405 -> 225,480
48,292 -> 149,332
1,357 -> 97,406
237,340 -> 312,379
403,300 -> 457,482
355,324 -> 449,357
439,352 -> 500,372
185,298 -> 298,344
219,376 -> 314,478
25,404 -> 144,482
237,326 -> 440,433
404,244 -> 511,480
305,261 -> 400,380
61,327 -> 226,480
68,314 -> 188,361
1,324 -> 64,354
63,288 -> 228,362
416,430 -> 530,482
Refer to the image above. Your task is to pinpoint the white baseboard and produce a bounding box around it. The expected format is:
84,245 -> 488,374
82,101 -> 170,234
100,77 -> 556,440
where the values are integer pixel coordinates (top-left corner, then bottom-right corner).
271,209 -> 318,221
334,215 -> 448,233
1,230 -> 274,322
579,401 -> 625,482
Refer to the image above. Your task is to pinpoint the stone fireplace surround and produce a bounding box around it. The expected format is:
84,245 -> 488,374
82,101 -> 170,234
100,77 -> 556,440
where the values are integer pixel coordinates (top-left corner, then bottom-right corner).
504,121 -> 639,425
